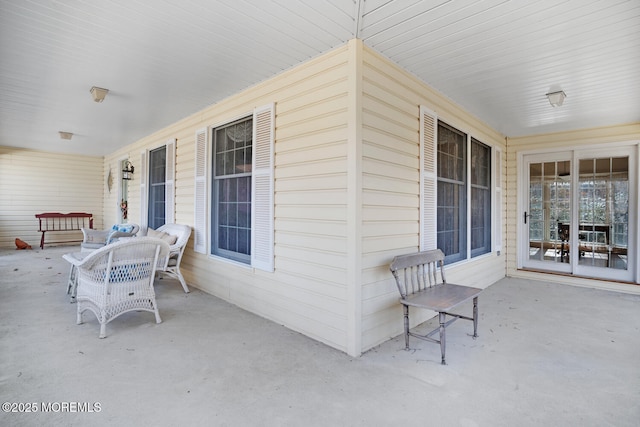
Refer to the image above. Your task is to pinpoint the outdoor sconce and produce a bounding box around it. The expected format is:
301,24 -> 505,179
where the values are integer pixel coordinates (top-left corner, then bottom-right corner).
122,161 -> 135,180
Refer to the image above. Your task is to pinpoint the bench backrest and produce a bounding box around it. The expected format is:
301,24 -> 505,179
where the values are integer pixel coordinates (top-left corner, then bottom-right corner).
36,212 -> 93,231
389,249 -> 448,298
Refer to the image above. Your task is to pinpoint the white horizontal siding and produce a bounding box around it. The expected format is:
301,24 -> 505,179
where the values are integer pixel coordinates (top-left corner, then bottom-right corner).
359,46 -> 507,352
90,41 -> 512,356
128,44 -> 354,353
360,48 -> 422,351
0,147 -> 103,248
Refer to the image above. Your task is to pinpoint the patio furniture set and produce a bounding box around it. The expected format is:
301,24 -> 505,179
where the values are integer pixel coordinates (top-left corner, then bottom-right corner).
57,220 -> 479,364
62,223 -> 192,339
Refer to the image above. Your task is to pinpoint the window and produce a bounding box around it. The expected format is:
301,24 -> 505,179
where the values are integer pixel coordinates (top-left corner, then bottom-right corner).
436,122 -> 491,263
470,139 -> 491,257
140,140 -> 175,230
194,103 -> 274,271
148,146 -> 166,229
211,117 -> 253,264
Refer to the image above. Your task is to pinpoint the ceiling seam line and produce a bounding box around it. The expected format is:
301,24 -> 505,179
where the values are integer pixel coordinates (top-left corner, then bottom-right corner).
354,0 -> 365,39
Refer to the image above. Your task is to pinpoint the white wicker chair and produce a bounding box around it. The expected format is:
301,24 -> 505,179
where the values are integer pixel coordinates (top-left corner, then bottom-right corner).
153,223 -> 192,293
74,237 -> 170,338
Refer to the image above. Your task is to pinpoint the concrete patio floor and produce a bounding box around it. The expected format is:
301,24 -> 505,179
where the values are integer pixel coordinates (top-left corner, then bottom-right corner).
1,246 -> 639,427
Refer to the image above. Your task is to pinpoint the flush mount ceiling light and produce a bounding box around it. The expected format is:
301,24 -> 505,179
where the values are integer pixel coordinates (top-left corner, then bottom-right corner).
546,90 -> 566,107
59,131 -> 73,140
90,86 -> 109,103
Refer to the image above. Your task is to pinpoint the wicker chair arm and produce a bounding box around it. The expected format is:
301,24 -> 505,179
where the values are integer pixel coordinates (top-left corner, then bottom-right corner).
81,228 -> 111,244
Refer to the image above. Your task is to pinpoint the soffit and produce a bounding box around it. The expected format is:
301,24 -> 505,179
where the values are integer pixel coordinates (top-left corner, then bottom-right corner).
0,0 -> 638,156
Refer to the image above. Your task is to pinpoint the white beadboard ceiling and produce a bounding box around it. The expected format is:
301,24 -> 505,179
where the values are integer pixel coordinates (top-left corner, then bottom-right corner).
1,0 -> 638,156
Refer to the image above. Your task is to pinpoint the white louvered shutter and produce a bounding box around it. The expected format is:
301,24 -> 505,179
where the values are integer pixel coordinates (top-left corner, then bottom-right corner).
420,106 -> 438,251
194,129 -> 207,254
140,150 -> 148,230
165,139 -> 176,224
251,103 -> 275,272
494,148 -> 502,253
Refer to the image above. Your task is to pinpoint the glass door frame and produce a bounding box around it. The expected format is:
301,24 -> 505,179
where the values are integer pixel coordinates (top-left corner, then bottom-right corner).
519,151 -> 573,274
571,146 -> 637,282
518,145 -> 637,283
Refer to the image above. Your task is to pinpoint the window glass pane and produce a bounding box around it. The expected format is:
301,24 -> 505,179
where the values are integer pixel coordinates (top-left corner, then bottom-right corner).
437,181 -> 462,257
437,122 -> 467,263
471,139 -> 491,257
148,146 -> 166,229
578,156 -> 629,270
437,123 -> 465,183
211,117 -> 253,263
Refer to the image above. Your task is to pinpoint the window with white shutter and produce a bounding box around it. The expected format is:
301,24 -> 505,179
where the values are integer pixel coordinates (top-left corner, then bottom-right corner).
199,103 -> 275,270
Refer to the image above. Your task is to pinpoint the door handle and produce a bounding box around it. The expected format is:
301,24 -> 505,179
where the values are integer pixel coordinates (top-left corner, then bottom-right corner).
524,211 -> 528,224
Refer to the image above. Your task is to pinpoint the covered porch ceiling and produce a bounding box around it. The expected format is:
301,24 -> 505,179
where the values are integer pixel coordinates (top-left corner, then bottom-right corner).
1,0 -> 638,156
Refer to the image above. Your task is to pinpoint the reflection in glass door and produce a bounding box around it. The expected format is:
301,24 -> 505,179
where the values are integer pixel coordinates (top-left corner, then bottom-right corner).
576,156 -> 629,272
526,158 -> 572,271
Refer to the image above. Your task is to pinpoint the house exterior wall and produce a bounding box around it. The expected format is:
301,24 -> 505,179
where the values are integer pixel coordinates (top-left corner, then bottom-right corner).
98,43 -> 355,353
358,46 -> 507,351
0,147 -> 103,248
506,123 -> 640,292
96,40 -> 510,356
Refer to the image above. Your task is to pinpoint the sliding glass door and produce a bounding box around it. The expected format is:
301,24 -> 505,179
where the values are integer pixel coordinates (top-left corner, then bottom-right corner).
521,147 -> 636,282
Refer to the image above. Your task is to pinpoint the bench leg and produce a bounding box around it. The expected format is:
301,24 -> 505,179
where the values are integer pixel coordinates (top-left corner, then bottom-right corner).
439,312 -> 446,365
403,305 -> 410,350
472,296 -> 479,338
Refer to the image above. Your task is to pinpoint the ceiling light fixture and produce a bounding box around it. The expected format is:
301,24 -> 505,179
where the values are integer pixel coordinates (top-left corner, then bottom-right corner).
90,86 -> 109,103
59,131 -> 73,140
546,90 -> 566,107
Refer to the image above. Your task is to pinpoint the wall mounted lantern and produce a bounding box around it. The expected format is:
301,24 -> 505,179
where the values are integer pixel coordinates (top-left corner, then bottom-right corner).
122,161 -> 135,180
